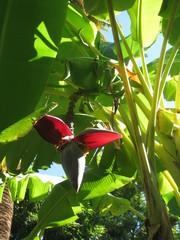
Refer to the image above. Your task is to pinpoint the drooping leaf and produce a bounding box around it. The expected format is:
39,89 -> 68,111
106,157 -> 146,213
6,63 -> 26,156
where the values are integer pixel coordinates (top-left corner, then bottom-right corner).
109,194 -> 131,216
128,0 -> 162,47
0,0 -> 68,132
0,102 -> 57,144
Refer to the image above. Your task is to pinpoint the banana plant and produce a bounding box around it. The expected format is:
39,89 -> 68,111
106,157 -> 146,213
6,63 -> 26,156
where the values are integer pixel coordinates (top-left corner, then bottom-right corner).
0,0 -> 180,239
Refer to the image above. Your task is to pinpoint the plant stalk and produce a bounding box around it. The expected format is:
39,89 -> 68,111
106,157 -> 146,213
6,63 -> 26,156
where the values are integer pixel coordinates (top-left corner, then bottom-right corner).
146,0 -> 180,169
107,0 -> 163,228
116,21 -> 152,104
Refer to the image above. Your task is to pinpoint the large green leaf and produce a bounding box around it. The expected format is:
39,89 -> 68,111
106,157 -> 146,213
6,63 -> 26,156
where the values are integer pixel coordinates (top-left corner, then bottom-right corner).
0,0 -> 68,132
0,102 -> 57,144
162,17 -> 180,46
160,0 -> 180,46
159,0 -> 180,19
84,0 -> 136,20
56,4 -> 96,60
128,0 -> 162,47
24,185 -> 81,240
65,4 -> 97,45
6,173 -> 61,202
78,168 -> 135,201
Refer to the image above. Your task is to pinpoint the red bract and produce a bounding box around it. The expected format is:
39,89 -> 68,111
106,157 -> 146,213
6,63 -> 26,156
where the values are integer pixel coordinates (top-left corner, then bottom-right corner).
34,115 -> 122,192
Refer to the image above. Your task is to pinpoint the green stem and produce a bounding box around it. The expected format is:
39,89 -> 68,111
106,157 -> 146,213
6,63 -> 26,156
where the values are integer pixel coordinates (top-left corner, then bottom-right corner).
118,104 -> 134,139
138,0 -> 152,91
107,0 -> 162,225
146,0 -> 179,170
116,21 -> 152,104
133,93 -> 150,118
159,37 -> 180,103
175,73 -> 180,109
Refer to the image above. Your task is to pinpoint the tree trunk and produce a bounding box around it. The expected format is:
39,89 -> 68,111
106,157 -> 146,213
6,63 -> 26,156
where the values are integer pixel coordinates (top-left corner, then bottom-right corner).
146,203 -> 174,240
0,184 -> 14,240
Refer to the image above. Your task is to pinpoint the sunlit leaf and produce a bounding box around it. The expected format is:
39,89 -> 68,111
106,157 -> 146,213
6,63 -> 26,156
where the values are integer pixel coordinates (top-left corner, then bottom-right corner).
78,168 -> 135,201
66,4 -> 97,45
28,176 -> 53,202
8,178 -> 18,201
157,108 -> 179,137
0,0 -> 68,132
158,172 -> 173,195
0,102 -> 57,144
163,77 -> 178,101
128,0 -> 162,47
